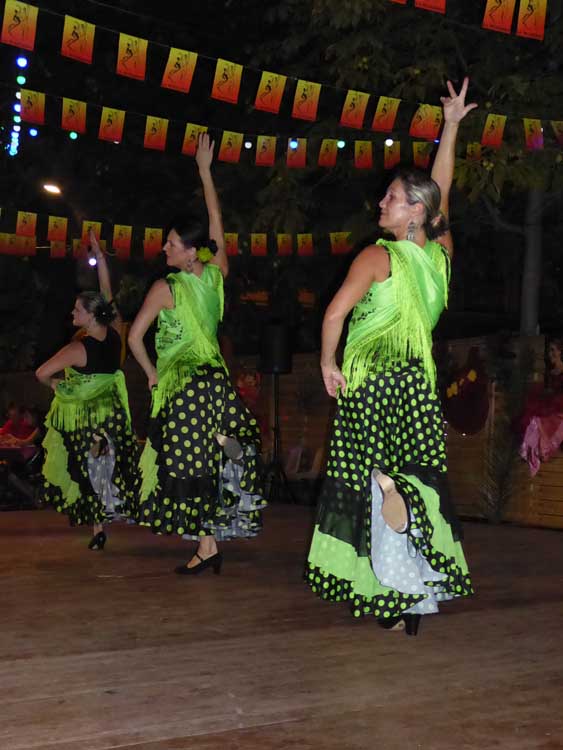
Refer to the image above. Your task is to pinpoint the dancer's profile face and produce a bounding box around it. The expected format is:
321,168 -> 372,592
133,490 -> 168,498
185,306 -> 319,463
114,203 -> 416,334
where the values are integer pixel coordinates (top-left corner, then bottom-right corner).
163,229 -> 197,270
71,298 -> 92,328
378,178 -> 420,235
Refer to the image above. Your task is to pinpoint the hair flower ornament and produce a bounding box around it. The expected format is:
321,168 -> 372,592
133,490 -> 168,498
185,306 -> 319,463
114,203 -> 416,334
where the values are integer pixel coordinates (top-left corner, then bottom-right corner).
196,239 -> 218,263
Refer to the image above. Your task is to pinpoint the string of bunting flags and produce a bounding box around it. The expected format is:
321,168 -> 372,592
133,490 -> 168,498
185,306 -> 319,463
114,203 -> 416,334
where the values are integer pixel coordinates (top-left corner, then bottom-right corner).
0,211 -> 357,258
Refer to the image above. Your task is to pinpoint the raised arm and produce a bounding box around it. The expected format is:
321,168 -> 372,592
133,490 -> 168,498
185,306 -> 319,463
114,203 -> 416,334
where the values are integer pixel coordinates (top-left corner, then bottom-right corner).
431,77 -> 477,257
127,279 -> 173,390
195,133 -> 228,278
35,341 -> 87,389
89,228 -> 123,333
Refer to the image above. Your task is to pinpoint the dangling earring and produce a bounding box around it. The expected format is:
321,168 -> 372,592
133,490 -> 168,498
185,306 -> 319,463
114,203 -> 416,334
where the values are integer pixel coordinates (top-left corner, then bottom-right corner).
406,221 -> 417,242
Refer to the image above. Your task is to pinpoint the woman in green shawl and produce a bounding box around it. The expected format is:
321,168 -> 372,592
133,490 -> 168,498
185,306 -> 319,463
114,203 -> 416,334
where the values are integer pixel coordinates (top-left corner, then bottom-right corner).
128,133 -> 265,575
306,78 -> 477,635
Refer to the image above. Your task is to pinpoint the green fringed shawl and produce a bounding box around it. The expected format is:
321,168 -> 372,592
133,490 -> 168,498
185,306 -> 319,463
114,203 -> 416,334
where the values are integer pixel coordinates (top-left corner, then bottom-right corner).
46,368 -> 131,432
151,264 -> 226,417
342,239 -> 450,394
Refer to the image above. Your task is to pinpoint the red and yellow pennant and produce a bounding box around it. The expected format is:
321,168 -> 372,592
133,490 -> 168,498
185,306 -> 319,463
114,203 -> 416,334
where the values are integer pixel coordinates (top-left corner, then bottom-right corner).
516,0 -> 547,40
61,97 -> 86,133
144,116 -> 168,151
481,114 -> 506,148
287,138 -> 307,168
354,141 -> 373,169
409,104 -> 442,140
144,227 -> 162,258
330,232 -> 352,255
482,0 -> 516,34
112,225 -> 132,256
384,140 -> 401,169
225,233 -> 239,256
181,123 -> 208,156
372,96 -> 401,132
340,90 -> 370,129
466,142 -> 482,161
218,131 -> 243,163
20,88 -> 45,124
0,233 -> 17,255
47,216 -> 68,241
413,141 -> 433,168
1,1 -> 38,51
16,210 -> 36,237
254,71 -> 287,114
318,139 -> 338,168
50,240 -> 67,258
251,233 -> 268,256
551,121 -> 563,146
211,58 -> 243,104
523,118 -> 544,150
292,80 -> 322,121
389,0 -> 407,4
82,220 -> 101,241
161,47 -> 198,94
61,15 -> 95,64
256,135 -> 277,167
415,0 -> 446,12
98,107 -> 126,143
297,233 -> 314,256
116,33 -> 148,80
277,234 -> 293,256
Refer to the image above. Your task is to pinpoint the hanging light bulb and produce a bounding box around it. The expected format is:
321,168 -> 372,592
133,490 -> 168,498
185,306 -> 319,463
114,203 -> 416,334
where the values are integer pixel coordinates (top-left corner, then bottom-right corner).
289,138 -> 299,149
337,140 -> 346,149
384,138 -> 394,147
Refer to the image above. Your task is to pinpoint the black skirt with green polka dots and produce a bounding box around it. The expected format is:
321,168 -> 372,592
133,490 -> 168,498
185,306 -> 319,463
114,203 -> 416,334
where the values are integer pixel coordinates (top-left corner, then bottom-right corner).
42,403 -> 140,526
306,361 -> 473,620
136,365 -> 266,540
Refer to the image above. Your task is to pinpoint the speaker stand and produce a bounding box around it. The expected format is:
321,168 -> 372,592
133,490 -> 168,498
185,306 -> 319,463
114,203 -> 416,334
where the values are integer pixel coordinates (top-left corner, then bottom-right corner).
263,372 -> 297,503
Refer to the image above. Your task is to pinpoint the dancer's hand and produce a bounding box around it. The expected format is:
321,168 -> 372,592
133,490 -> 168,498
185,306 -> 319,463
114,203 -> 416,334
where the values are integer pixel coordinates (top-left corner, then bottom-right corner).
321,363 -> 347,398
195,132 -> 215,172
147,369 -> 158,391
89,228 -> 103,259
441,77 -> 478,123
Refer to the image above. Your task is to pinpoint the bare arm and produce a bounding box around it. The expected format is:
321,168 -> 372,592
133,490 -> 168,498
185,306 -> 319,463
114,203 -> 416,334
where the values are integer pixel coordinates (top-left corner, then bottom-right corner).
35,341 -> 87,389
321,245 -> 389,397
89,229 -> 123,333
127,279 -> 173,390
195,133 -> 228,278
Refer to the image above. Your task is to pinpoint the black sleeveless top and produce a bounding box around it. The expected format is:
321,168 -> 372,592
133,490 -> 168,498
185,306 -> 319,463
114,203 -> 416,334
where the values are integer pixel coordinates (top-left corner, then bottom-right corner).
74,327 -> 121,374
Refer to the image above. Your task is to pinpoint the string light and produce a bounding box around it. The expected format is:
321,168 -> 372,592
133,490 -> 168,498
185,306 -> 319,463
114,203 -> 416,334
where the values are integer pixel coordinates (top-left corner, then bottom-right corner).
337,140 -> 346,149
16,56 -> 28,68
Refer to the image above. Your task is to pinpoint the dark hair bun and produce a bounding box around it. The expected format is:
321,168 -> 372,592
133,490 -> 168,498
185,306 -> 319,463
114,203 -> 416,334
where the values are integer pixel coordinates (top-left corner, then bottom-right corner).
94,299 -> 117,325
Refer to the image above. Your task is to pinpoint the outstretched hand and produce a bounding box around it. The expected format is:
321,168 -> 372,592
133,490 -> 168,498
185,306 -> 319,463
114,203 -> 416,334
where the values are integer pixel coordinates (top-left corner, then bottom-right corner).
321,363 -> 347,399
195,132 -> 215,171
89,227 -> 103,259
441,77 -> 478,123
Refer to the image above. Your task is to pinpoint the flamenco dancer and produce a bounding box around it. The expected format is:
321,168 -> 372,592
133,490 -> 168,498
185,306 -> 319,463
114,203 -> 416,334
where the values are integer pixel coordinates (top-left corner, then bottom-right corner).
306,79 -> 477,635
128,133 -> 265,575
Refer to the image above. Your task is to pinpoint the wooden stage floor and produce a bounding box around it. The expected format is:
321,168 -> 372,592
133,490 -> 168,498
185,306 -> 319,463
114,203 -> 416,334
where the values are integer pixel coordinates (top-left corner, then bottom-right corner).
1,505 -> 562,750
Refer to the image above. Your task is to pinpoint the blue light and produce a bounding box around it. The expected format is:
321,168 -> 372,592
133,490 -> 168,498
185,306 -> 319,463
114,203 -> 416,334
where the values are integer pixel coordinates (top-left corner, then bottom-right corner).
13,103 -> 21,113
16,75 -> 26,85
13,115 -> 21,123
13,125 -> 21,132
16,56 -> 28,68
69,131 -> 78,140
289,138 -> 299,149
434,138 -> 440,144
337,140 -> 346,149
9,148 -> 18,156
29,128 -> 38,137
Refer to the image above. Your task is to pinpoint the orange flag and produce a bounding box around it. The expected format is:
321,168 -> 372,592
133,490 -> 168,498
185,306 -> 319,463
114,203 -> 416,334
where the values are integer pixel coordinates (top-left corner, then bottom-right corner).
409,104 -> 442,140
466,142 -> 482,161
98,107 -> 126,143
1,1 -> 38,51
116,33 -> 148,80
415,0 -> 446,12
15,236 -> 36,256
481,114 -> 506,148
251,233 -> 268,256
144,228 -> 163,258
371,96 -> 401,132
50,240 -> 67,258
516,0 -> 547,40
211,58 -> 243,104
297,233 -> 314,256
225,233 -> 239,256
73,238 -> 102,257
20,89 -> 45,124
292,80 -> 321,121
61,15 -> 95,64
144,116 -> 168,151
16,210 -> 36,237
354,141 -> 373,169
287,138 -> 307,168
277,234 -> 293,256
318,139 -> 338,167
551,121 -> 563,146
81,221 -> 101,242
254,71 -> 287,114
0,233 -> 17,255
61,97 -> 87,133
384,140 -> 401,169
256,135 -> 277,167
330,232 -> 352,255
47,216 -> 68,241
482,0 -> 516,34
181,123 -> 208,156
112,225 -> 132,256
413,141 -> 433,168
523,118 -> 544,150
218,131 -> 243,163
161,47 -> 198,94
340,90 -> 370,129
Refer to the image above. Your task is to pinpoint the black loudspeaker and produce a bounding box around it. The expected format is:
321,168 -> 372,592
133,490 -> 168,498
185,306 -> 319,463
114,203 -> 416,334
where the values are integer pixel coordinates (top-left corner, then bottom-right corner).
258,321 -> 292,374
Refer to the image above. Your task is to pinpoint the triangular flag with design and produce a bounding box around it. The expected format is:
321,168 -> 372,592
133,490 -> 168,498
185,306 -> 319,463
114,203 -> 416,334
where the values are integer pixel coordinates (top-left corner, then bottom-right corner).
413,141 -> 433,168
481,114 -> 506,148
50,240 -> 67,258
482,0 -> 516,34
523,118 -> 544,150
318,139 -> 338,167
82,220 -> 101,241
116,33 -> 148,80
516,0 -> 547,40
20,89 -> 45,124
113,225 -> 132,256
161,48 -> 198,93
340,90 -> 370,129
372,96 -> 401,132
256,136 -> 277,167
330,232 -> 352,255
182,124 -> 208,156
254,71 -> 287,114
16,211 -> 36,237
409,104 -> 442,140
144,228 -> 162,258
61,98 -> 87,133
287,138 -> 307,168
251,233 -> 268,256
211,59 -> 243,104
218,131 -> 243,163
47,216 -> 68,242
61,15 -> 95,64
297,233 -> 314,256
144,116 -> 168,151
354,141 -> 373,169
98,107 -> 126,143
225,233 -> 239,256
466,142 -> 482,161
1,1 -> 38,51
292,80 -> 321,121
415,0 -> 446,12
277,234 -> 293,256
384,141 -> 401,169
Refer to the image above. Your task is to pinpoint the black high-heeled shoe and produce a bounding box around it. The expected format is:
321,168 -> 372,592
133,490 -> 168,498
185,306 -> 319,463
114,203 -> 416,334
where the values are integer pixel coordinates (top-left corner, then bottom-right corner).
174,551 -> 223,576
88,531 -> 106,550
403,614 -> 421,636
377,616 -> 405,631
